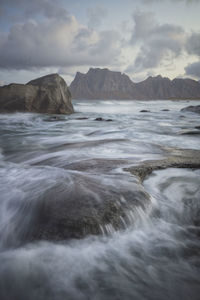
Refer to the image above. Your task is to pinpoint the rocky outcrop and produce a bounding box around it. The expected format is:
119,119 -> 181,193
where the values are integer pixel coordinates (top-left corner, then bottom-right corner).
0,74 -> 74,114
125,149 -> 200,182
23,172 -> 150,242
181,105 -> 200,114
70,68 -> 200,100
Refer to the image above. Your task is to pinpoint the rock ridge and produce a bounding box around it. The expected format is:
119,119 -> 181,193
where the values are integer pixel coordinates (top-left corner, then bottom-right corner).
70,68 -> 200,100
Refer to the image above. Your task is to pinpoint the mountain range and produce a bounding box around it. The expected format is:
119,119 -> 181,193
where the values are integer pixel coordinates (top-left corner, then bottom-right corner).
69,68 -> 200,100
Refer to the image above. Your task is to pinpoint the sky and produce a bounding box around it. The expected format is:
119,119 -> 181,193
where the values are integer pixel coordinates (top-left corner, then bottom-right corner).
0,0 -> 200,85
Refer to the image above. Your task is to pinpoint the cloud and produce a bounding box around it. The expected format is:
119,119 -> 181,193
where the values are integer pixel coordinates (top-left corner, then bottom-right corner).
186,32 -> 200,56
87,6 -> 107,29
0,11 -> 121,70
127,11 -> 186,72
185,61 -> 200,78
0,0 -> 69,20
185,32 -> 200,78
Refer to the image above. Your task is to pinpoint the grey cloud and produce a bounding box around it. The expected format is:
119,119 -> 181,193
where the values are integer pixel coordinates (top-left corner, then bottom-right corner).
0,0 -> 69,20
185,61 -> 200,78
89,30 -> 120,57
185,33 -> 200,79
186,32 -> 200,56
128,12 -> 186,72
130,12 -> 156,42
87,6 -> 107,29
0,15 -> 121,70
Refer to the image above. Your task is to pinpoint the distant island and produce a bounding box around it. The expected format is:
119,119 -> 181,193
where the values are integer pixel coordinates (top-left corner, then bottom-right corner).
69,68 -> 200,100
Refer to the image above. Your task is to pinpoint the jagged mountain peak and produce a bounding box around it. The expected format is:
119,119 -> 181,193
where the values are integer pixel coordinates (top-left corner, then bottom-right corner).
69,68 -> 200,100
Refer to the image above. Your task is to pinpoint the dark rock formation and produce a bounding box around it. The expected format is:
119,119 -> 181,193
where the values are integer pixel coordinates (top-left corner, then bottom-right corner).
180,130 -> 200,135
181,105 -> 200,114
95,117 -> 104,121
70,68 -> 200,100
26,172 -> 150,242
94,117 -> 113,121
0,74 -> 74,114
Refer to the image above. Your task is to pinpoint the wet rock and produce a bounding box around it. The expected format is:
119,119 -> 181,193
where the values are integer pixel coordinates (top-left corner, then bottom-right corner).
0,74 -> 74,114
95,117 -> 104,121
180,130 -> 200,135
125,149 -> 200,182
75,117 -> 89,120
181,105 -> 200,114
94,117 -> 113,122
65,158 -> 128,173
140,110 -> 150,113
161,109 -> 170,111
195,126 -> 200,130
28,173 -> 150,242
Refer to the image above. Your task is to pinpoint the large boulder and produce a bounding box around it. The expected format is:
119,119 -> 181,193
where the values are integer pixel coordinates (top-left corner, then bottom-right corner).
1,170 -> 150,247
28,172 -> 150,242
0,74 -> 74,114
181,105 -> 200,114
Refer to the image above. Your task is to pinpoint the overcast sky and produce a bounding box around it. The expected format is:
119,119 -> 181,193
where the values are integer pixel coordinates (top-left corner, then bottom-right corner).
0,0 -> 200,85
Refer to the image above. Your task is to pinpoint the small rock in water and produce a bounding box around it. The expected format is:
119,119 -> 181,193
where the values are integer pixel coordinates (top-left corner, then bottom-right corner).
161,109 -> 170,111
95,117 -> 104,121
76,117 -> 89,120
106,119 -> 113,122
140,110 -> 150,113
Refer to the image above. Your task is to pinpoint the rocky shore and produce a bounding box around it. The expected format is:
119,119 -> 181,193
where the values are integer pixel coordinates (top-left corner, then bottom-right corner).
20,148 -> 200,244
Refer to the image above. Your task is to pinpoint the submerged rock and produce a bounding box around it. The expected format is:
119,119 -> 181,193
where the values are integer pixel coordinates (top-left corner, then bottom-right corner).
75,117 -> 89,120
125,149 -> 200,182
0,74 -> 74,114
181,105 -> 200,114
27,173 -> 150,242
